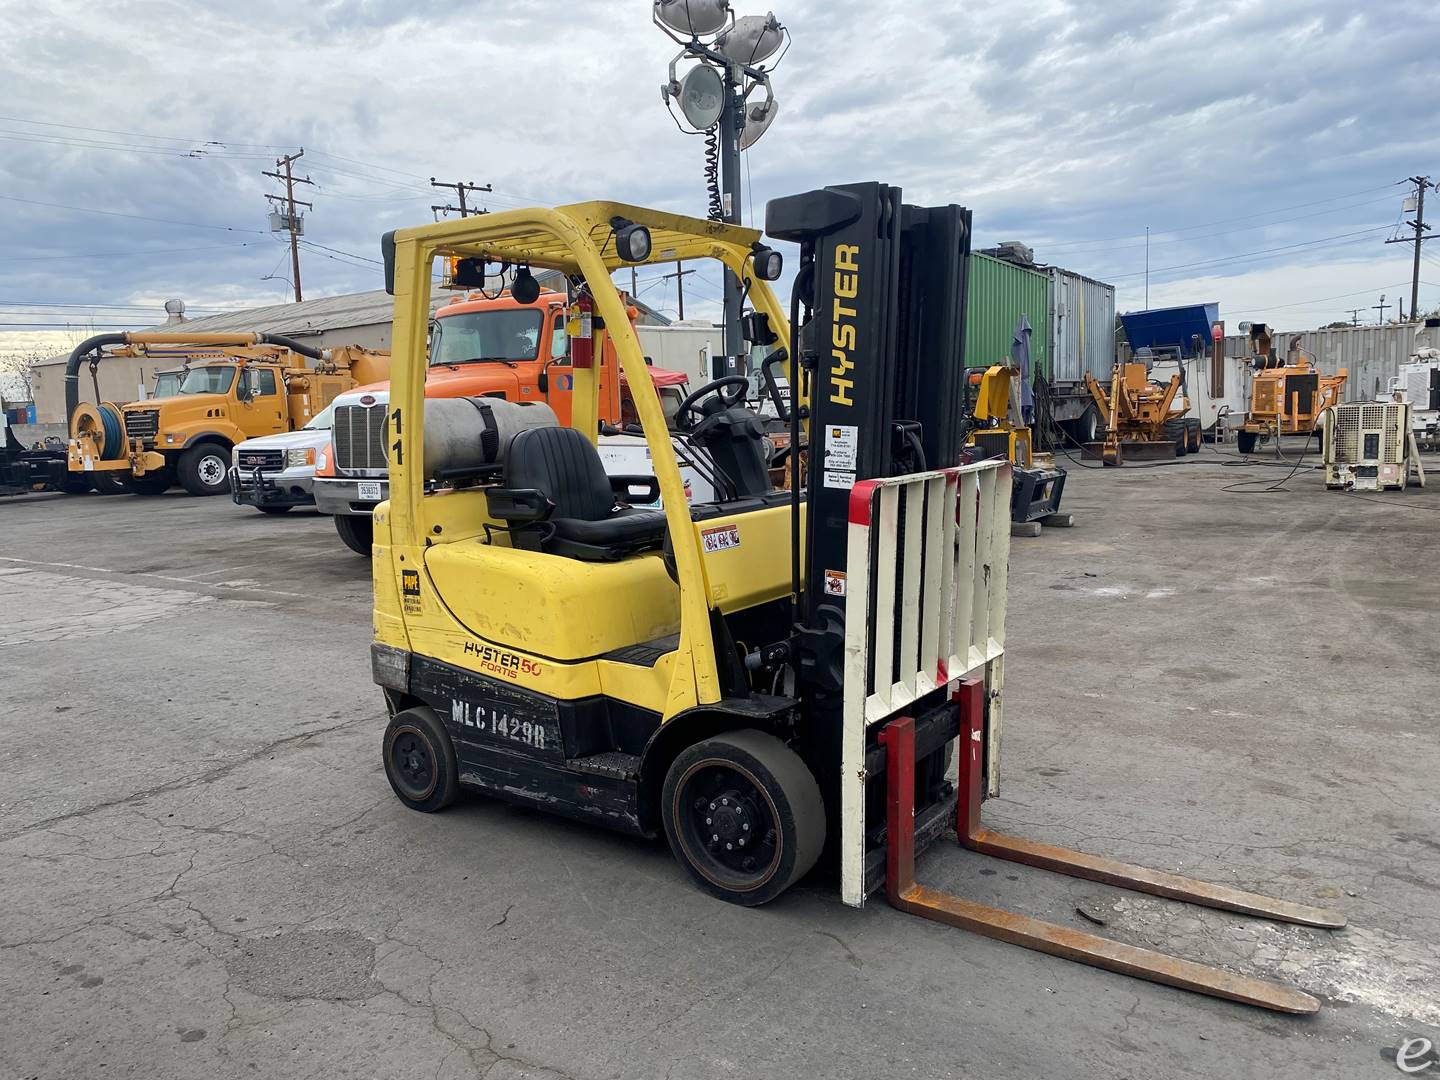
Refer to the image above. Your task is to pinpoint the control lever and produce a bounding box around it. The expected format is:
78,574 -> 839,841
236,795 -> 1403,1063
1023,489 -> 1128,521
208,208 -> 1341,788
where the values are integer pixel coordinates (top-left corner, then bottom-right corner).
760,349 -> 791,422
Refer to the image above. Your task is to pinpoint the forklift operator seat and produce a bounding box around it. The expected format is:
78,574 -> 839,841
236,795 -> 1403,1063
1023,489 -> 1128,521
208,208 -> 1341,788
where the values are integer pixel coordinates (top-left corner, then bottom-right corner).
492,426 -> 667,562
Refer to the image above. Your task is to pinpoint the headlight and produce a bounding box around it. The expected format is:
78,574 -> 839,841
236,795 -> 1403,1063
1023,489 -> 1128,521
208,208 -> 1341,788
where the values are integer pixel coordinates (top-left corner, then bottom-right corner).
316,448 -> 329,471
232,448 -> 243,466
287,447 -> 316,468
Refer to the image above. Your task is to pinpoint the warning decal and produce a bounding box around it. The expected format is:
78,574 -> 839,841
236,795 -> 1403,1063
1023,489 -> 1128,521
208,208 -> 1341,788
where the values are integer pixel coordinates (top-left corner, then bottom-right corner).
700,524 -> 741,553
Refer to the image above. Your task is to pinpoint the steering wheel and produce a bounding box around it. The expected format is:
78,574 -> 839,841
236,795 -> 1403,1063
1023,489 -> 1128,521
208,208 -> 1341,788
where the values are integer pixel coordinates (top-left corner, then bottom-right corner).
674,375 -> 751,432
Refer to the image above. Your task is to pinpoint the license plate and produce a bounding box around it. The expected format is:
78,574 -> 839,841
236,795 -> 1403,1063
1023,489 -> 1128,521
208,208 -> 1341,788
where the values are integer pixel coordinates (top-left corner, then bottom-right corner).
357,481 -> 384,501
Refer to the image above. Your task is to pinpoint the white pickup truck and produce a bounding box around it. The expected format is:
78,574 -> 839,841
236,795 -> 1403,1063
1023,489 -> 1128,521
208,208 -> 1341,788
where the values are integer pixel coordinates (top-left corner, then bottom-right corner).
228,403 -> 335,514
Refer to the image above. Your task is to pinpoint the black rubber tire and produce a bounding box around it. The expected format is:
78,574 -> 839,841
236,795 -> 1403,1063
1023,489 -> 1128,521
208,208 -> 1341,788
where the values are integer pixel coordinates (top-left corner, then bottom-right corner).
89,472 -> 130,496
1163,418 -> 1187,455
334,514 -> 373,555
1069,405 -> 1101,447
178,442 -> 230,496
661,729 -> 826,907
257,504 -> 293,515
382,707 -> 459,813
1185,417 -> 1202,453
124,470 -> 174,496
1237,430 -> 1258,455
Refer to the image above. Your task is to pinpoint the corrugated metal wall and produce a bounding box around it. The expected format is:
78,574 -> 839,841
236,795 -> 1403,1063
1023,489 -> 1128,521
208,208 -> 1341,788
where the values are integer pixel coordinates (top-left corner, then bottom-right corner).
1220,324 -> 1427,402
1050,269 -> 1116,382
964,253 -> 1051,376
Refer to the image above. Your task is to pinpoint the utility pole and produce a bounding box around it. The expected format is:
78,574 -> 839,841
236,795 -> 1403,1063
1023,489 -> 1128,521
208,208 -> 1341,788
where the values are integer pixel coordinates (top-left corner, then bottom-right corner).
1374,294 -> 1391,325
430,178 -> 492,219
662,261 -> 697,321
1347,308 -> 1363,327
263,150 -> 314,303
1386,176 -> 1436,322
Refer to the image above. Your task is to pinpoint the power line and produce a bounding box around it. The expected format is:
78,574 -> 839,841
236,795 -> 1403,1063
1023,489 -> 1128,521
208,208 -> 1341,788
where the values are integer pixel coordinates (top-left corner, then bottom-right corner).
296,239 -> 382,266
0,242 -> 255,261
0,192 -> 265,234
1100,225 -> 1393,280
0,114 -> 287,151
1040,181 -> 1405,251
1036,193 -> 1401,257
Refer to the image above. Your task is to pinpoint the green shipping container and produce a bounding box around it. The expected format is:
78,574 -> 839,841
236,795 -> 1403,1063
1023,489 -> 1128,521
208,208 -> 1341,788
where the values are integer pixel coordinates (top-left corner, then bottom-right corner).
963,253 -> 1052,377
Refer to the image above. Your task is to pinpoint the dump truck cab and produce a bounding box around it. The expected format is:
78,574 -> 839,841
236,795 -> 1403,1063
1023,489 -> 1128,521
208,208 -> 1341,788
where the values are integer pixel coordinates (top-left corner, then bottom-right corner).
64,333 -> 388,496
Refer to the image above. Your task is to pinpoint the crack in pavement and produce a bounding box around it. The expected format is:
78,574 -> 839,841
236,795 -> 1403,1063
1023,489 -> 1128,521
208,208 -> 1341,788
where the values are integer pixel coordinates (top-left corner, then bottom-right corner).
0,711 -> 383,844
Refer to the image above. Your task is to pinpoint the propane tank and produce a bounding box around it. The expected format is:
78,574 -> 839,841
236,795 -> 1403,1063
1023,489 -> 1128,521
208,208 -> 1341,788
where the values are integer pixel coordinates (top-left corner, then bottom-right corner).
422,398 -> 558,478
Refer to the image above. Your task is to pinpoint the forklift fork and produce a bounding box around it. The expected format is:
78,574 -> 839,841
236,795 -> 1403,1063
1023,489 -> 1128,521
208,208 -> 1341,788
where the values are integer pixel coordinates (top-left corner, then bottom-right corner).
878,679 -> 1344,1014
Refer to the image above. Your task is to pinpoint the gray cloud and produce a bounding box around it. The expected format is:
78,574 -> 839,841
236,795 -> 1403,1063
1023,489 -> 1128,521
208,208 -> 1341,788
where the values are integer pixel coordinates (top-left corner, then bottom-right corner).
0,0 -> 1436,337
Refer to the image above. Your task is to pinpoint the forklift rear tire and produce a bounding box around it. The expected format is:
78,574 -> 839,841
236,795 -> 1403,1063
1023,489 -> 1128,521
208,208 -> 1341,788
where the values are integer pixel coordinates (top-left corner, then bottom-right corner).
334,514 -> 373,556
1237,430 -> 1258,455
383,707 -> 459,813
661,729 -> 825,907
178,442 -> 230,496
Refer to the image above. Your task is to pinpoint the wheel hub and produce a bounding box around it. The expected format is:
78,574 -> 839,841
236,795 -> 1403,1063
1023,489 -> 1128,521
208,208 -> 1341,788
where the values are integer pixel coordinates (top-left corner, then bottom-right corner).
704,789 -> 757,849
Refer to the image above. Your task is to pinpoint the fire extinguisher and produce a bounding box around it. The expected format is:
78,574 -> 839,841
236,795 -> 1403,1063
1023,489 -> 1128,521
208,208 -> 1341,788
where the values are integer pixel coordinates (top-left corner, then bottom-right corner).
568,293 -> 594,369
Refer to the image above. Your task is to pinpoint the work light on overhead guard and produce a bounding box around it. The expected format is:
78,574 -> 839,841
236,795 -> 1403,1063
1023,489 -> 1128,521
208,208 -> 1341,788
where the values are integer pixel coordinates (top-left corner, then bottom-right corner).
654,0 -> 731,36
612,219 -> 653,263
716,12 -> 783,64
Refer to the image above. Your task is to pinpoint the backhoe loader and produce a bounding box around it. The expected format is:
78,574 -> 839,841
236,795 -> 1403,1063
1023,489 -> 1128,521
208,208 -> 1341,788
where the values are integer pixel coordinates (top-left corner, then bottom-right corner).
368,188 -> 1342,1014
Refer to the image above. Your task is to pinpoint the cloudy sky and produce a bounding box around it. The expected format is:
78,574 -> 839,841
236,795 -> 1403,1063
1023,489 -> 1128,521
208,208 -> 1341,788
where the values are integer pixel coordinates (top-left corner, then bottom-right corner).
0,0 -> 1437,369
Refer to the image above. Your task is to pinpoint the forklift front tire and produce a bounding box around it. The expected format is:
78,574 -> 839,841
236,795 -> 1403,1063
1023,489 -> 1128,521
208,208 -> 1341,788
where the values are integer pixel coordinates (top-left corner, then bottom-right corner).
661,729 -> 825,908
383,708 -> 459,813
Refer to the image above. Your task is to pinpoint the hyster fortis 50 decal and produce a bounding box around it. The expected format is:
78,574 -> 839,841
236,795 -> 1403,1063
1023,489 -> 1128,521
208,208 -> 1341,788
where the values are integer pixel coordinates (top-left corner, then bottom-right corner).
462,639 -> 542,681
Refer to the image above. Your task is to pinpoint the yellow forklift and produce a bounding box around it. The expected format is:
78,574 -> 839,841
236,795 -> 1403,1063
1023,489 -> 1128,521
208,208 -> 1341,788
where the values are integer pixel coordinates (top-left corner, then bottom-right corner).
368,187 -> 1341,1012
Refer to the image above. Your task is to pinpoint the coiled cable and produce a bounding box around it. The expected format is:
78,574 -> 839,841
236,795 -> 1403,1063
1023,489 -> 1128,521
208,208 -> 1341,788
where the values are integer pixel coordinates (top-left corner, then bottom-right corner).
704,127 -> 723,221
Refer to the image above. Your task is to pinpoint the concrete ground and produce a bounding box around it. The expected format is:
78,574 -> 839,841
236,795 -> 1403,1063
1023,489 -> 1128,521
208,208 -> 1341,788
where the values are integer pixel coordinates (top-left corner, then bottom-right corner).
2,449 -> 1438,1080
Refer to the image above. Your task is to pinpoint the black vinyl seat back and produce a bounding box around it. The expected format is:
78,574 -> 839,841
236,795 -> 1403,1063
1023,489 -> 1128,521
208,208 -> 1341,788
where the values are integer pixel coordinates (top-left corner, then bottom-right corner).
506,426 -> 615,521
499,426 -> 667,562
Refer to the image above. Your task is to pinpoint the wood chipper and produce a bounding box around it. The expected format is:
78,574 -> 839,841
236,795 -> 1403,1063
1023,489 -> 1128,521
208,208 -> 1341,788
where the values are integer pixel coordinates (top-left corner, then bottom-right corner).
1083,361 -> 1200,465
1235,323 -> 1347,455
368,186 -> 1342,1014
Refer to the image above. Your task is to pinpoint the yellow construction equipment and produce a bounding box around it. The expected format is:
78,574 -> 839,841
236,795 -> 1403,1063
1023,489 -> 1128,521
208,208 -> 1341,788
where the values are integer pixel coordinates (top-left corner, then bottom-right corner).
1236,323 -> 1347,455
64,332 -> 388,495
1083,362 -> 1199,465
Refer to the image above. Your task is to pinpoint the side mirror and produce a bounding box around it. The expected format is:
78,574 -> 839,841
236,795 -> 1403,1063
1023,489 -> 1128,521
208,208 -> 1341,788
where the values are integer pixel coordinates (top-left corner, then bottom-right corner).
537,369 -> 549,393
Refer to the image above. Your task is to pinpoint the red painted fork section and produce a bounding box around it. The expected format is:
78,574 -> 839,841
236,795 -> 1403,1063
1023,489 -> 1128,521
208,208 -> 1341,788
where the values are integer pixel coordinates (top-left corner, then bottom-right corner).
878,683 -> 1333,1014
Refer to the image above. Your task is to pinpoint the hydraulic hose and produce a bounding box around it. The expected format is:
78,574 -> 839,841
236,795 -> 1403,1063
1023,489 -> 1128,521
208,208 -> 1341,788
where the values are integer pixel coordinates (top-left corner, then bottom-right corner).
64,331 -> 326,421
96,404 -> 125,460
64,333 -> 128,423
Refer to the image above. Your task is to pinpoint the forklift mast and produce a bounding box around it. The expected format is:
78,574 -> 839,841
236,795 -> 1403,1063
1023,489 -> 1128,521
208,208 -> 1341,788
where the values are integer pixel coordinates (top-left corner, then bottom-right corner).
766,182 -> 973,692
